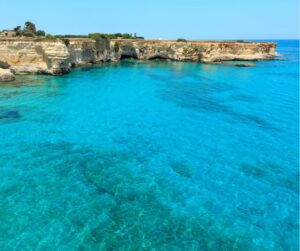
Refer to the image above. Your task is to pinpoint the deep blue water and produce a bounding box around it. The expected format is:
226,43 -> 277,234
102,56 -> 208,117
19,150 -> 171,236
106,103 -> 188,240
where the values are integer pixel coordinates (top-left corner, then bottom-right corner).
0,40 -> 298,250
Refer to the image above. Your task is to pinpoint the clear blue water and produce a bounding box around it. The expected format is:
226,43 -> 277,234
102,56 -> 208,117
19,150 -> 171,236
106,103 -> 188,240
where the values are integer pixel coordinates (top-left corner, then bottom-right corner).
0,40 -> 298,250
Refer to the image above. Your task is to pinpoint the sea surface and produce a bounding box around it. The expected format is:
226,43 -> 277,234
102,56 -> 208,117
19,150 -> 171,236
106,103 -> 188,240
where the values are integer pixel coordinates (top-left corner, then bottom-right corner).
0,40 -> 298,250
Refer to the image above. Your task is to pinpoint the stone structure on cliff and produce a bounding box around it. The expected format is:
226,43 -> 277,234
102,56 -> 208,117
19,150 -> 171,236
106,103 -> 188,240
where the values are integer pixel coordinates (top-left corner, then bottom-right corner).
0,30 -> 17,38
0,37 -> 277,81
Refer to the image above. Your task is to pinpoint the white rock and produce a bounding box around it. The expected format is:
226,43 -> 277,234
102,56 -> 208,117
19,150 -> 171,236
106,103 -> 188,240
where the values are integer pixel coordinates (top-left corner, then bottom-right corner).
0,68 -> 15,82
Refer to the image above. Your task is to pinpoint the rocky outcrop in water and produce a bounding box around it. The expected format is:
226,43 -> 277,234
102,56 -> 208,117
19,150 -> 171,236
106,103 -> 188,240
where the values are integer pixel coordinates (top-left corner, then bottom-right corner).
0,38 -> 277,80
0,68 -> 15,82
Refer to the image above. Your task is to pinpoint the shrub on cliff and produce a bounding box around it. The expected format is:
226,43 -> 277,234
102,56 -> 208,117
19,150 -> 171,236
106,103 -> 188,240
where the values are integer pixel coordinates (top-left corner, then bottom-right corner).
13,26 -> 22,36
121,33 -> 132,39
177,38 -> 187,42
56,35 -> 88,38
45,34 -> 57,40
61,38 -> 70,47
23,30 -> 35,37
114,33 -> 122,38
88,33 -> 142,40
34,34 -> 57,42
36,30 -> 46,36
95,37 -> 110,53
24,21 -> 36,34
88,33 -> 110,40
114,43 -> 120,53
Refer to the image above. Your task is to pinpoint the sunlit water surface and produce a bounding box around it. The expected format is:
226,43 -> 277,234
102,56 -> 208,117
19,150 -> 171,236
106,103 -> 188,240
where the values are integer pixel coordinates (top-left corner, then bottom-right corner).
0,40 -> 298,250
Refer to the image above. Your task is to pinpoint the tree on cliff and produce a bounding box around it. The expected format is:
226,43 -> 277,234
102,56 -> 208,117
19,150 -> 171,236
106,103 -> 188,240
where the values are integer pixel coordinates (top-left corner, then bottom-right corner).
24,21 -> 36,33
13,26 -> 22,36
22,21 -> 36,37
36,30 -> 46,36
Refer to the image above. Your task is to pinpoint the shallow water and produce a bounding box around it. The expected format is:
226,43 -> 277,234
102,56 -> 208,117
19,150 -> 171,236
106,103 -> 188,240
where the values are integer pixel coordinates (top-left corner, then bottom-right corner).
0,40 -> 298,250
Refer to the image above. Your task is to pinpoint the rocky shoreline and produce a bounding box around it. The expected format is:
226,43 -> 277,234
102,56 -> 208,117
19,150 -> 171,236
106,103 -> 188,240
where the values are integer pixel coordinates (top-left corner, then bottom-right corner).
0,68 -> 15,82
0,38 -> 277,82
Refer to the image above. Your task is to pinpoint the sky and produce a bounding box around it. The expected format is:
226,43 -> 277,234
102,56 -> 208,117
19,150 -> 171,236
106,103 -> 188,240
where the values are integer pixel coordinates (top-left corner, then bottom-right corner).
0,0 -> 298,40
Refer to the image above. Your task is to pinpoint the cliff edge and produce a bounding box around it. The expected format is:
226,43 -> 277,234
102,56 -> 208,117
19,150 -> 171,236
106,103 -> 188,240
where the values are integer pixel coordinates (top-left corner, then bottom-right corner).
111,40 -> 276,62
0,38 -> 70,75
0,38 -> 277,81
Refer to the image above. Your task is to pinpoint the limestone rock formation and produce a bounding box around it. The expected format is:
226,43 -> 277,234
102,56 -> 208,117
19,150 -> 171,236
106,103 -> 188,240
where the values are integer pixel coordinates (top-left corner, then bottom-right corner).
0,68 -> 15,82
0,38 -> 70,75
0,38 -> 277,76
68,38 -> 114,66
111,40 -> 277,62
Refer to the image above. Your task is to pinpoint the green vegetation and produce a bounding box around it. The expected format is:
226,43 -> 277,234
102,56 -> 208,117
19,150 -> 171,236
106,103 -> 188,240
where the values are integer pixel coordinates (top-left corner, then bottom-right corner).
22,30 -> 35,37
34,34 -> 58,42
24,21 -> 36,34
55,33 -> 144,40
44,34 -> 57,40
36,30 -> 46,36
55,35 -> 88,38
21,21 -> 36,37
13,26 -> 22,36
8,22 -> 144,41
88,33 -> 144,40
13,21 -> 45,37
114,42 -> 120,53
95,37 -> 110,53
61,38 -> 70,47
177,38 -> 187,42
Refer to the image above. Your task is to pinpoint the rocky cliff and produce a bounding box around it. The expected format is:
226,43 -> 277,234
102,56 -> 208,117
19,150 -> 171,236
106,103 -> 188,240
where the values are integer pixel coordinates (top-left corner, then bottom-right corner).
0,38 -> 277,80
0,38 -> 70,75
0,68 -> 15,82
68,38 -> 113,66
112,40 -> 276,62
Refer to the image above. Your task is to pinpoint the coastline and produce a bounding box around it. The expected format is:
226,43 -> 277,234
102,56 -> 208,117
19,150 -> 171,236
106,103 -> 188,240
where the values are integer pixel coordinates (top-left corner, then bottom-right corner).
0,38 -> 277,81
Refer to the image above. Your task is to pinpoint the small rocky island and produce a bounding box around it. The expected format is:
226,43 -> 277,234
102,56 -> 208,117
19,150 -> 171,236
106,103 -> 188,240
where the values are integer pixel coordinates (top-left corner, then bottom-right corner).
0,22 -> 278,82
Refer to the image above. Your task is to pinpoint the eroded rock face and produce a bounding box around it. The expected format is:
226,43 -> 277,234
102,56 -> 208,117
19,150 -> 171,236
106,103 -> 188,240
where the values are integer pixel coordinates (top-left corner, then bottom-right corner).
0,68 -> 15,82
68,39 -> 98,66
67,39 -> 277,65
111,40 -> 277,62
68,38 -> 117,66
0,38 -> 277,76
0,38 -> 70,75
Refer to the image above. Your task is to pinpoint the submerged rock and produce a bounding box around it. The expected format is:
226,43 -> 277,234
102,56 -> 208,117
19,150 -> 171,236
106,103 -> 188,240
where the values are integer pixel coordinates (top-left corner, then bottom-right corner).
0,110 -> 21,120
0,68 -> 15,82
234,63 -> 256,67
220,62 -> 256,67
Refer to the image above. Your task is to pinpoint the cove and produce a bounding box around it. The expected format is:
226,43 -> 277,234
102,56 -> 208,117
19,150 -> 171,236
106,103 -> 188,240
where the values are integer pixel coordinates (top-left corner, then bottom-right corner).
0,40 -> 298,250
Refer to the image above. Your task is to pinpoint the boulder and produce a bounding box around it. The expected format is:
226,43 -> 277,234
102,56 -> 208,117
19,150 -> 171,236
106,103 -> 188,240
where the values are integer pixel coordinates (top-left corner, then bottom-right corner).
0,61 -> 10,69
0,68 -> 15,82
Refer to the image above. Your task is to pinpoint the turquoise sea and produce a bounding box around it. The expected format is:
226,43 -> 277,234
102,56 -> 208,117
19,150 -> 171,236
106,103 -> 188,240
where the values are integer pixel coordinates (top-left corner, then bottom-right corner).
0,40 -> 298,250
